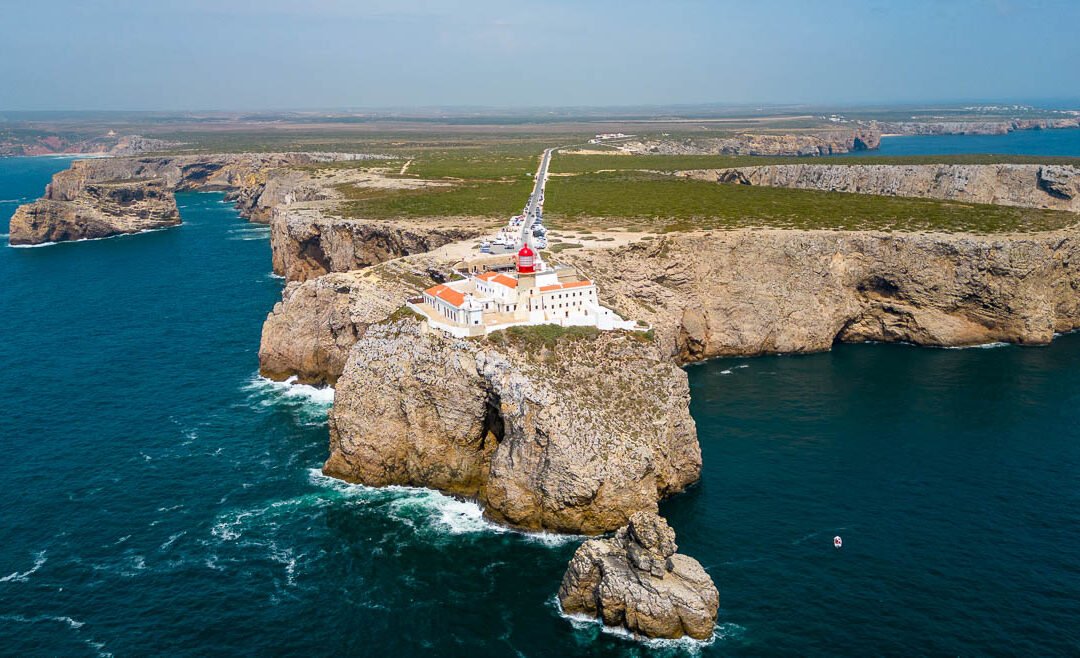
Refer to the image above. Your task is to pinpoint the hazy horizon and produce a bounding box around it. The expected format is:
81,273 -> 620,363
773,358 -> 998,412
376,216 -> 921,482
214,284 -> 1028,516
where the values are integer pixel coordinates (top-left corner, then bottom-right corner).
1,0 -> 1079,112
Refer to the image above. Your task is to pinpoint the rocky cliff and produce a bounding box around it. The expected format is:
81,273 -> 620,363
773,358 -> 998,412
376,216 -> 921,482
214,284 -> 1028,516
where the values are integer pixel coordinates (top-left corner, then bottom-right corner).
0,132 -> 183,157
558,511 -> 719,640
8,152 -> 379,245
619,126 -> 881,157
258,256 -> 445,385
881,118 -> 1080,136
9,178 -> 180,244
682,163 -> 1080,212
564,229 -> 1080,363
324,319 -> 700,534
270,207 -> 485,281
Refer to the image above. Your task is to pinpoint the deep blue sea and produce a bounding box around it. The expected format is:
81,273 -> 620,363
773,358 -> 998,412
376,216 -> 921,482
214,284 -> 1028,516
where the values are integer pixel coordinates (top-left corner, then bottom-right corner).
2,147 -> 1079,656
872,127 -> 1080,157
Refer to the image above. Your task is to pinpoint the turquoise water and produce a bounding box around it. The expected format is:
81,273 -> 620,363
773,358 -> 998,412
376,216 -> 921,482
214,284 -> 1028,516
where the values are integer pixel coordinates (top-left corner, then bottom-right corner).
871,127 -> 1080,157
2,153 -> 1080,655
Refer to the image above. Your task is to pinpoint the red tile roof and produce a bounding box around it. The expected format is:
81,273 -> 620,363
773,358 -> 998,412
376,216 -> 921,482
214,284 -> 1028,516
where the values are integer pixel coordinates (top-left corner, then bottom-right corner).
538,280 -> 593,293
425,284 -> 465,308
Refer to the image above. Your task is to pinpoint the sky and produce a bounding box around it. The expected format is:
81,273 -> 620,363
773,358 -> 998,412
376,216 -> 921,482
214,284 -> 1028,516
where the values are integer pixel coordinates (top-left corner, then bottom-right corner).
0,0 -> 1078,111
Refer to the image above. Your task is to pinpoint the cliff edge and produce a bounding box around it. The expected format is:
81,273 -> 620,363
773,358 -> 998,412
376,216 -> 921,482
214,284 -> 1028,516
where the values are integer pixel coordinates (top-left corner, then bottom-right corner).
325,318 -> 700,534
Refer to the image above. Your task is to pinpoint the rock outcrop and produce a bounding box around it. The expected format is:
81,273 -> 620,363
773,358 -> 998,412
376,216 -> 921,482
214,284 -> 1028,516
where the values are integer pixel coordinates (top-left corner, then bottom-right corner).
0,132 -> 183,157
619,126 -> 881,157
9,178 -> 180,244
563,229 -> 1080,363
258,256 -> 444,384
325,319 -> 700,534
558,511 -> 719,640
682,163 -> 1080,212
881,118 -> 1080,136
270,208 -> 485,281
7,152 -> 382,245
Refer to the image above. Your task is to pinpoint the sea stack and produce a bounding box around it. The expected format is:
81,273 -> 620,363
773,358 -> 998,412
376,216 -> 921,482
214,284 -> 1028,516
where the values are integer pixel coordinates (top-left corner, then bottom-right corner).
558,511 -> 719,640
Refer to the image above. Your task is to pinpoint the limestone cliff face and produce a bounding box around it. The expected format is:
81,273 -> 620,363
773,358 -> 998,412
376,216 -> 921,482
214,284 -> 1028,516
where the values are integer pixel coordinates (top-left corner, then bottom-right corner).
325,320 -> 700,534
270,207 -> 485,281
558,512 -> 719,640
8,152 -> 375,245
9,178 -> 180,244
258,257 -> 441,385
682,163 -> 1080,212
620,126 -> 881,157
563,229 -> 1080,363
881,119 -> 1080,136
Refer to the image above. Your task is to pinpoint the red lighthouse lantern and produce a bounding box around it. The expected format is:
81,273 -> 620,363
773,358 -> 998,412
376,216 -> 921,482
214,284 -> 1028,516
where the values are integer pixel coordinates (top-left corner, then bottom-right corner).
517,244 -> 536,274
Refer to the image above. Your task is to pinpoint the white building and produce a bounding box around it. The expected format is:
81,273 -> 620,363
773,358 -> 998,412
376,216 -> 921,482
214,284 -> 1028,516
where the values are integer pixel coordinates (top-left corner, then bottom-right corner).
414,245 -> 637,337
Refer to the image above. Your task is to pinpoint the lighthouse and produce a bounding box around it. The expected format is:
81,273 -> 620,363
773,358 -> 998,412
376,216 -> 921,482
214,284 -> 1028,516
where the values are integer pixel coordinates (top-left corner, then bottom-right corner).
517,244 -> 536,274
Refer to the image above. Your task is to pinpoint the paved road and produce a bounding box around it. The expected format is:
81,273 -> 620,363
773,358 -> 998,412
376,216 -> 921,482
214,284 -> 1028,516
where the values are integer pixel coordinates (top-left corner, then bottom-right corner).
487,148 -> 553,255
520,148 -> 553,248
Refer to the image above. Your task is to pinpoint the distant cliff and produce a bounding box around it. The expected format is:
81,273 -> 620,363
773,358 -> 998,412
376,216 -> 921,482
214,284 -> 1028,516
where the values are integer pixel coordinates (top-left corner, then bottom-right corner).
270,207 -> 486,281
680,163 -> 1080,212
563,229 -> 1080,363
0,133 -> 183,157
619,126 -> 881,157
8,153 -> 381,245
881,118 -> 1080,136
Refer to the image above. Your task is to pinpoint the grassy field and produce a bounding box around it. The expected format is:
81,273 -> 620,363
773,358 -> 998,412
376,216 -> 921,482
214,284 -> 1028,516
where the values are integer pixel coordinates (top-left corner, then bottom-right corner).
550,152 -> 1080,174
336,178 -> 533,220
289,135 -> 1080,234
543,171 -> 1080,234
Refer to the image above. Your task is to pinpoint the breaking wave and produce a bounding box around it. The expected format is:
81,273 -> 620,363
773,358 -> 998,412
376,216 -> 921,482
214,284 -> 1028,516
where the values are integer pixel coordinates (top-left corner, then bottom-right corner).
940,342 -> 1011,350
0,551 -> 47,583
550,596 -> 741,654
244,375 -> 333,426
306,469 -> 582,545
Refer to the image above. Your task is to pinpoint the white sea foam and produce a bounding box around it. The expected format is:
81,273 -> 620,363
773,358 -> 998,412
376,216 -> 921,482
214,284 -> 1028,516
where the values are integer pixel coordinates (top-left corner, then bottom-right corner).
551,595 -> 737,653
0,614 -> 113,657
9,240 -> 58,248
227,226 -> 271,241
0,550 -> 47,583
160,531 -> 187,551
267,272 -> 286,280
307,468 -> 583,545
0,614 -> 85,629
940,342 -> 1011,350
7,226 -> 175,249
248,374 -> 335,405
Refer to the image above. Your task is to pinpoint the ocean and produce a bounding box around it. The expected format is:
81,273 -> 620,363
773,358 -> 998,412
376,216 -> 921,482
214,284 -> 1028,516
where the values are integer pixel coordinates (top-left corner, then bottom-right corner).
1,144 -> 1079,656
873,127 -> 1080,157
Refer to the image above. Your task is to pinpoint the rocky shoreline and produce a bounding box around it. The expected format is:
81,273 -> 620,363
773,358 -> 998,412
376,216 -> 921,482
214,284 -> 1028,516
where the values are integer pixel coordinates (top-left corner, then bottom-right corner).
618,126 -> 881,157
7,152 -> 383,245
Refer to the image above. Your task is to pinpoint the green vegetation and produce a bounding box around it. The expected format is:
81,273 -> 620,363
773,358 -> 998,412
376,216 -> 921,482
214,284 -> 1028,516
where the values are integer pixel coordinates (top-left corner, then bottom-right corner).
336,178 -> 532,219
386,305 -> 424,323
549,242 -> 584,252
486,324 -> 600,351
543,171 -> 1080,234
551,152 -> 1080,174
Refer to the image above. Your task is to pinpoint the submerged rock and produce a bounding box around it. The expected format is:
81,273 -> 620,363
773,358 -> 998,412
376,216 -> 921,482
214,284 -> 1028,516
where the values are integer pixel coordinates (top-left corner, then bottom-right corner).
558,511 -> 719,640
